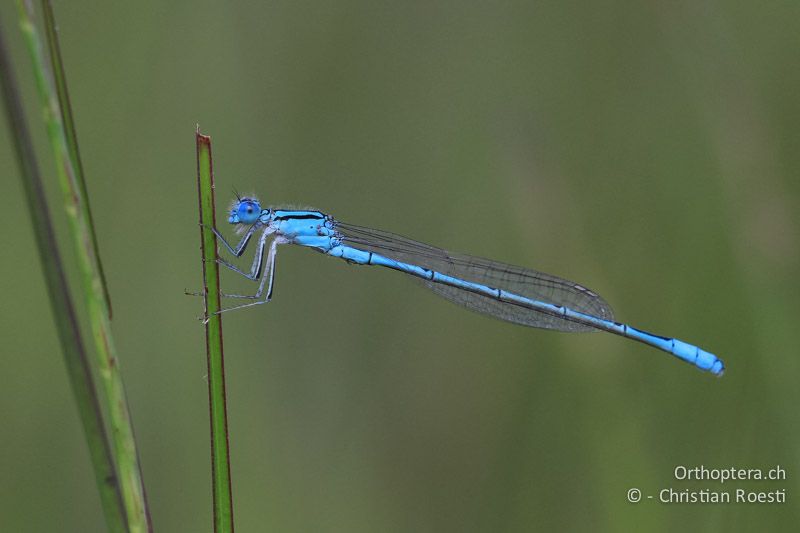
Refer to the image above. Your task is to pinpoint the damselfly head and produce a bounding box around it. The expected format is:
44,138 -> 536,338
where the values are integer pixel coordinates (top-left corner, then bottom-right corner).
228,196 -> 262,225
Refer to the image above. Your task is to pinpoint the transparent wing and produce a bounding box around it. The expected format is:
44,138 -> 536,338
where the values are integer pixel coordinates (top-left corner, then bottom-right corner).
334,221 -> 614,332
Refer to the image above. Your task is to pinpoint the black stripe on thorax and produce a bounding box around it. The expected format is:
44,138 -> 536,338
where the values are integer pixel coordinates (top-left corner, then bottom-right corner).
274,212 -> 325,221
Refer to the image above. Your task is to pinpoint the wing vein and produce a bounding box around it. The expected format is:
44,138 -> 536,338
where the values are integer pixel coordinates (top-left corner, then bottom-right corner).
334,221 -> 614,332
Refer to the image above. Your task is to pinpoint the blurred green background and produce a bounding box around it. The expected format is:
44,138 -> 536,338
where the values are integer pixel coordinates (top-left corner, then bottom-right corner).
1,1 -> 798,531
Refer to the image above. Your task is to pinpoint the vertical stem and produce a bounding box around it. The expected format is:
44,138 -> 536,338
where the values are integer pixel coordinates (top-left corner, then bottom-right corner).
196,128 -> 235,533
40,0 -> 113,318
0,14 -> 128,533
15,2 -> 150,531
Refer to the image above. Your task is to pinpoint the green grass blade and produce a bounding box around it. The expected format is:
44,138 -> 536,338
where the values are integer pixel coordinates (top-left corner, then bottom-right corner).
0,14 -> 128,533
196,128 -> 235,533
15,2 -> 151,531
40,0 -> 113,319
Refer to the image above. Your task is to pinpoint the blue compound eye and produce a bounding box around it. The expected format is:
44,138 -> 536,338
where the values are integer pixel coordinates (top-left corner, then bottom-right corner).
236,199 -> 261,223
